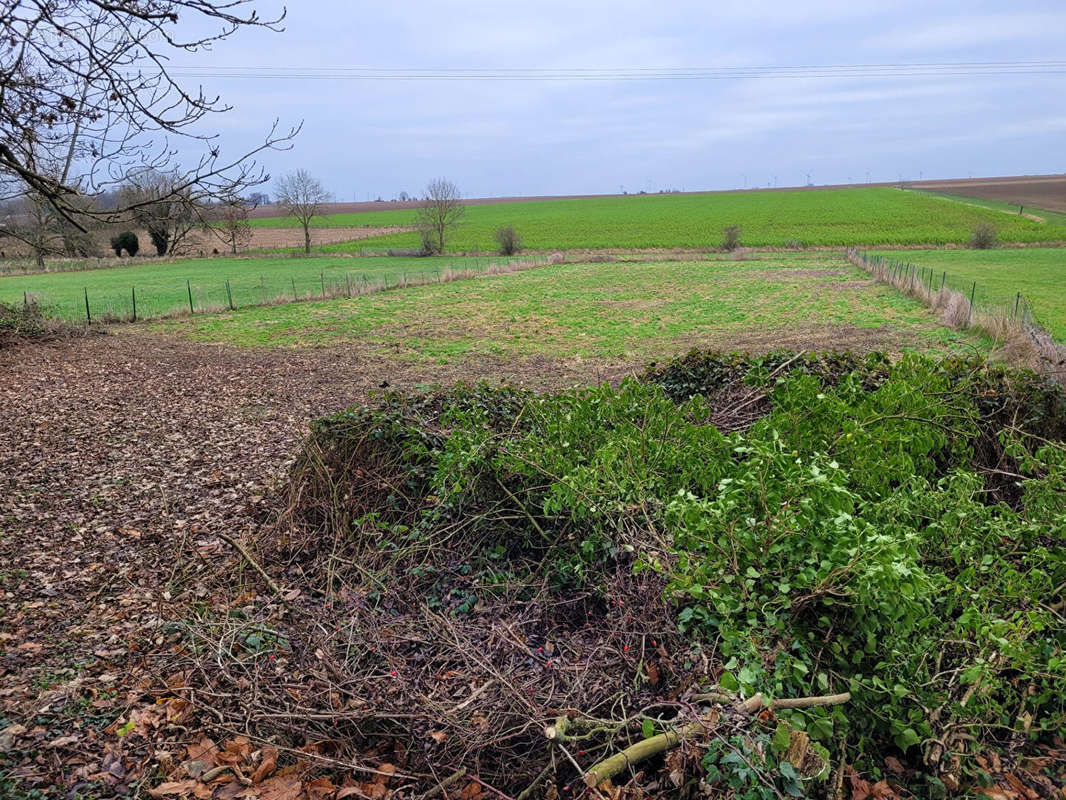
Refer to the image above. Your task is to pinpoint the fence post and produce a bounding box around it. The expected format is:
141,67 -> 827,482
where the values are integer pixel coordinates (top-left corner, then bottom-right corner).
23,291 -> 28,311
321,271 -> 325,298
187,280 -> 194,314
226,280 -> 235,311
292,277 -> 297,301
1013,292 -> 1021,321
940,271 -> 946,292
131,286 -> 137,322
84,287 -> 91,324
968,281 -> 976,326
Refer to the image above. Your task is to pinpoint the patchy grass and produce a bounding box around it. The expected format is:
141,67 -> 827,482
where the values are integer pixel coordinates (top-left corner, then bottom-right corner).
160,254 -> 981,359
249,187 -> 1066,252
0,254 -> 522,321
869,247 -> 1066,340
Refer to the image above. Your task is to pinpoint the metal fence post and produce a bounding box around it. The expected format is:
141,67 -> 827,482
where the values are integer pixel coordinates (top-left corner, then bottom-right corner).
84,287 -> 91,324
187,280 -> 194,314
131,286 -> 137,322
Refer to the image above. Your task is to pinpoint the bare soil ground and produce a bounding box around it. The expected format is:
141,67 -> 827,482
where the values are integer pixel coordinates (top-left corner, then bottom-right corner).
912,174 -> 1066,213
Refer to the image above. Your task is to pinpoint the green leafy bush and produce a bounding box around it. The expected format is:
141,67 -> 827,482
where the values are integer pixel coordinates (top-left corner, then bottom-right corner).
292,351 -> 1066,792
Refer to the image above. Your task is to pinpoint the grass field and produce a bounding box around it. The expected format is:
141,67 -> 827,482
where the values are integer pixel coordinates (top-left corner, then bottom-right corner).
160,254 -> 979,358
0,253 -> 525,321
870,247 -> 1066,340
250,187 -> 1066,252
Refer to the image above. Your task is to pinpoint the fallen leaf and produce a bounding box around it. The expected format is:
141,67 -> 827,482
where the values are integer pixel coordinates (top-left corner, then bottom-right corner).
253,775 -> 302,800
251,746 -> 279,783
47,735 -> 80,749
186,736 -> 219,766
148,780 -> 198,798
306,777 -> 337,799
884,757 -> 905,776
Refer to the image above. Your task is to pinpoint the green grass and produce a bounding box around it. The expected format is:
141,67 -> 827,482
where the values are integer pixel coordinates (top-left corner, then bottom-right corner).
912,190 -> 1066,227
869,247 -> 1066,340
160,254 -> 980,359
251,188 -> 1066,252
0,253 -> 522,321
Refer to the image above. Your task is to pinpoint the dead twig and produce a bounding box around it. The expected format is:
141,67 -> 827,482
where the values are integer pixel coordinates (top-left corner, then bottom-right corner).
217,532 -> 288,604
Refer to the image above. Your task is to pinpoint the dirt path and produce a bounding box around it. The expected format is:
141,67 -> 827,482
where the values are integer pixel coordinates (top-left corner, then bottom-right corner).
0,332 -> 632,795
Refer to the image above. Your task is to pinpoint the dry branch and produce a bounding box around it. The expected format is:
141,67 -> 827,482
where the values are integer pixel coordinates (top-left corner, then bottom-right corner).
582,691 -> 850,788
217,532 -> 287,602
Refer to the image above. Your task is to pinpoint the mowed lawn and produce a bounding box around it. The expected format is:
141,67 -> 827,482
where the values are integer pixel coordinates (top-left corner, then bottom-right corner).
250,187 -> 1066,252
0,254 -> 523,320
870,247 -> 1066,340
160,254 -> 978,361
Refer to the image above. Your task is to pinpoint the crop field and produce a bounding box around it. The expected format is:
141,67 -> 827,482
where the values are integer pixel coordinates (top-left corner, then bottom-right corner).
250,186 -> 1066,252
161,253 -> 979,357
0,253 -> 525,320
869,247 -> 1066,340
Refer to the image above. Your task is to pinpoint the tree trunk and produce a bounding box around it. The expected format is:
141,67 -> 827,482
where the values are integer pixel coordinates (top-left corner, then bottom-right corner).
303,223 -> 311,255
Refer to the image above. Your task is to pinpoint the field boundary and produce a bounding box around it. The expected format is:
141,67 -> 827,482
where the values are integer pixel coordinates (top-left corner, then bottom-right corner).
847,248 -> 1065,377
18,254 -> 561,325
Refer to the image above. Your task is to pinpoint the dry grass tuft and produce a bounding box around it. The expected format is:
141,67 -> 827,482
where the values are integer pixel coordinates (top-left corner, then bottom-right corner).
847,248 -> 1066,379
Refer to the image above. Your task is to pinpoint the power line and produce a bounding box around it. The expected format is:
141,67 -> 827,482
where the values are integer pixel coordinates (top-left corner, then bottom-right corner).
144,60 -> 1066,82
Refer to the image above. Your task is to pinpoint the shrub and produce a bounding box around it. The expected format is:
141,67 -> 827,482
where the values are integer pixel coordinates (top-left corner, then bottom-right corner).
0,298 -> 79,344
110,230 -> 139,257
418,228 -> 441,256
495,225 -> 522,255
293,352 -> 1066,793
722,224 -> 742,251
971,222 -> 997,249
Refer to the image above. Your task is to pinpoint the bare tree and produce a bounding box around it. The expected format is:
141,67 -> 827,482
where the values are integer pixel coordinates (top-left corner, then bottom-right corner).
0,1 -> 299,232
275,170 -> 330,255
120,171 -> 201,256
415,178 -> 464,254
212,199 -> 254,254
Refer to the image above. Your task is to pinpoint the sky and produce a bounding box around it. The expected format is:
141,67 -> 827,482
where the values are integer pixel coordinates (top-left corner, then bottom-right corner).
171,0 -> 1066,200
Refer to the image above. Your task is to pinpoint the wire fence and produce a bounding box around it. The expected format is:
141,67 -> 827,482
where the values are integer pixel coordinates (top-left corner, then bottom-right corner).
15,255 -> 556,324
848,248 -> 1042,328
847,248 -> 1065,377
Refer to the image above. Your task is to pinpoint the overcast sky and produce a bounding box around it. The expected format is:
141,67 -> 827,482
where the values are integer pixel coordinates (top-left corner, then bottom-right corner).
178,0 -> 1066,200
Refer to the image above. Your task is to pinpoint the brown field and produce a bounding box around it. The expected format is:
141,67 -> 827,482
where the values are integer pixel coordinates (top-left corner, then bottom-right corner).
911,174 -> 1066,213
